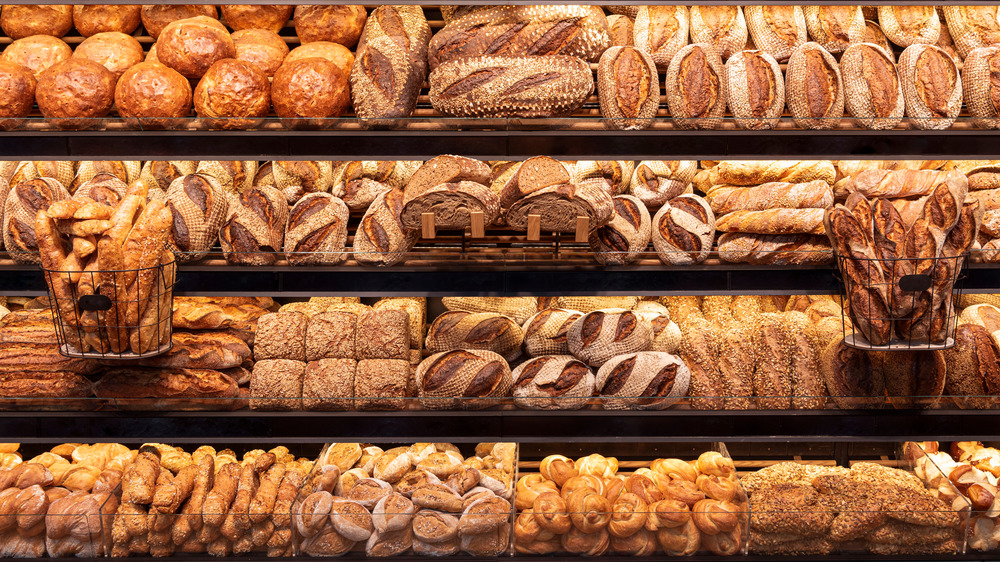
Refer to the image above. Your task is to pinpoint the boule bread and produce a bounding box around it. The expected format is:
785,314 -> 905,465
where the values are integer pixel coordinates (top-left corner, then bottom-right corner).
607,14 -> 633,47
416,349 -> 512,410
841,43 -> 905,130
898,44 -> 962,130
633,6 -> 690,70
879,6 -> 940,47
725,49 -> 784,130
512,355 -> 595,410
164,173 -> 229,263
567,309 -> 653,368
629,161 -> 697,208
199,160 -> 257,194
962,46 -> 1000,129
651,194 -> 715,265
4,177 -> 70,264
785,42 -> 844,130
588,195 -> 651,266
424,311 -> 524,362
820,336 -> 884,409
597,46 -> 658,131
689,6 -> 747,60
283,192 -> 350,266
441,297 -> 537,325
353,188 -> 418,267
261,160 -> 336,205
665,43 -> 728,130
218,185 -> 289,266
803,6 -> 864,54
634,301 -> 682,354
522,308 -> 584,357
943,6 -> 1000,59
334,160 -> 419,211
745,6 -> 807,62
596,351 -> 689,410
878,349 -> 946,409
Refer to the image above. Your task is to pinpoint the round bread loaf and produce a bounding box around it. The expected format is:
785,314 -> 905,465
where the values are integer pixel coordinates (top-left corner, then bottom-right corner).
633,301 -> 682,353
745,5 -> 807,62
589,194 -> 651,266
194,58 -> 270,130
651,194 -> 716,265
293,5 -> 366,47
198,160 -> 257,193
137,161 -> 197,191
1,5 -> 73,39
284,192 -> 350,265
597,46 -> 658,131
158,16 -> 236,79
9,161 -> 74,188
570,161 -> 635,197
596,351 -> 690,410
877,6 -> 940,48
353,188 -> 418,267
36,58 -> 116,130
284,42 -> 354,78
665,43 -> 728,130
442,297 -> 538,325
1,35 -> 72,78
73,32 -> 143,80
416,349 -> 512,410
875,348 -> 945,409
512,355 -> 595,410
115,62 -> 192,130
819,336 -> 885,409
725,49 -> 785,130
3,177 -> 70,264
568,309 -> 653,367
271,58 -> 351,130
523,308 -> 584,357
785,42 -> 844,130
141,5 -> 218,39
629,161 -> 697,208
73,173 -> 127,206
425,311 -> 525,362
689,6 -> 747,60
164,173 -> 229,262
557,296 -> 638,313
221,5 -> 293,33
232,28 -> 289,77
73,5 -> 141,37
943,324 -> 1000,409
0,61 -> 35,130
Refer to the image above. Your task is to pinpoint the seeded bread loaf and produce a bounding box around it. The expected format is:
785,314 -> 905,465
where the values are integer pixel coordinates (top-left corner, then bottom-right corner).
250,359 -> 305,410
588,195 -> 651,266
416,349 -> 512,409
785,42 -> 844,130
745,5 -> 807,62
597,46 -> 658,131
355,358 -> 409,410
596,351 -> 690,410
629,161 -> 697,208
665,43 -> 728,130
898,44 -> 962,131
633,6 -> 690,70
878,6 -> 940,47
283,193 -> 349,266
353,188 -> 418,266
689,6 -> 747,60
522,308 -> 583,357
356,309 -> 410,360
803,6 -> 864,54
725,49 -> 784,130
372,297 -> 426,350
254,312 -> 308,362
306,311 -> 356,361
716,208 -> 827,236
943,6 -> 1000,59
963,47 -> 1000,129
943,324 -> 1000,409
652,194 -> 716,265
678,316 -> 723,410
840,43 -> 905,130
302,358 -> 355,410
219,186 -> 289,266
512,354 -> 594,410
567,308 -> 653,367
425,311 -> 524,361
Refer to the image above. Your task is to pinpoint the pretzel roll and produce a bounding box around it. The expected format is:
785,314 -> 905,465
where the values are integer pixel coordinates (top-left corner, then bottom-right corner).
416,349 -> 512,410
0,61 -> 34,130
221,5 -> 293,33
898,44 -> 962,130
786,42 -> 844,130
425,311 -> 524,362
1,35 -> 71,78
141,5 -> 218,40
689,6 -> 747,60
651,458 -> 698,483
293,5 -> 366,48
691,499 -> 739,535
665,43 -> 728,130
194,58 -> 270,130
841,43 -> 905,130
596,351 -> 690,410
803,6 -> 864,54
538,455 -> 577,487
36,58 -> 115,130
73,5 -> 142,37
512,355 -> 595,410
652,194 -> 716,265
158,16 -> 235,79
629,161 -> 697,208
522,309 -> 583,357
633,6 -> 690,71
725,49 -> 785,130
1,5 -> 72,39
878,6 -> 940,47
568,309 -> 653,367
532,491 -> 571,535
232,29 -> 289,77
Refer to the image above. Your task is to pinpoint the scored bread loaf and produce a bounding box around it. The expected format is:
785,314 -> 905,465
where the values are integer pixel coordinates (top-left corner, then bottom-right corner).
137,160 -> 197,192
254,161 -> 336,205
803,6 -> 864,54
351,6 -> 431,126
678,316 -> 723,410
442,297 -> 537,324
73,174 -> 126,207
607,14 -> 633,47
597,46 -> 658,131
219,186 -> 288,266
135,331 -> 250,369
864,19 -> 892,56
877,349 -> 946,409
633,301 -> 682,353
164,173 -> 228,262
898,44 -> 962,130
629,161 -> 697,208
725,49 -> 784,130
717,232 -> 833,265
72,161 -> 140,191
505,182 -> 614,234
715,208 -> 827,235
589,195 -> 651,266
694,160 -> 836,190
651,194 -> 716,265
522,308 -> 584,356
820,336 -> 884,409
353,188 -> 419,267
836,169 -> 959,199
197,160 -> 257,194
943,324 -> 1000,409
498,156 -> 570,208
633,6 -> 690,70
689,6 -> 747,60
512,355 -> 595,410
943,6 -> 1000,59
706,181 -> 834,215
334,161 -> 419,211
963,47 -> 1000,129
596,351 -> 690,410
569,161 -> 635,196
428,55 -> 594,118
400,155 -> 495,230
424,311 -> 524,361
9,161 -> 74,190
567,309 -> 652,367
841,43 -> 905,130
781,312 -> 828,409
745,5 -> 807,62
557,296 -> 638,312
4,177 -> 70,264
785,42 -> 844,130
283,193 -> 349,266
878,6 -> 940,47
416,349 -> 512,410
665,43 -> 728,130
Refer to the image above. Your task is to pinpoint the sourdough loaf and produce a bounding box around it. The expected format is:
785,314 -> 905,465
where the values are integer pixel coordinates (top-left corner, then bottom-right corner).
665,43 -> 728,130
689,6 -> 747,60
943,324 -> 1000,409
567,309 -> 652,367
0,342 -> 98,373
597,46 -> 658,131
219,186 -> 288,266
254,312 -> 307,362
879,349 -> 946,409
137,161 -> 197,192
898,44 -> 962,130
353,188 -> 418,266
633,6 -> 690,70
785,42 -> 844,130
607,14 -> 633,47
569,161 -> 635,196
283,193 -> 349,266
841,43 -> 905,130
356,310 -> 410,360
197,160 -> 257,194
943,6 -> 1000,59
0,309 -> 57,344
442,297 -> 537,325
864,19 -> 893,56
633,301 -> 681,354
400,156 -> 499,230
717,233 -> 833,265
589,195 -> 651,266
498,156 -> 570,208
4,177 -> 70,264
355,359 -> 409,410
96,368 -> 241,410
963,48 -> 1000,129
306,311 -> 356,361
558,296 -> 638,313
416,349 -> 512,410
425,311 -> 523,361
596,351 -> 690,410
171,298 -> 269,331
522,308 -> 583,357
651,194 -> 716,265
164,173 -> 228,263
505,181 -> 613,234
629,161 -> 697,208
725,49 -> 785,130
803,6 -> 864,54
372,297 -> 426,350
819,337 -> 884,409
255,161 -> 336,205
512,355 -> 595,410
716,208 -> 827,236
836,169 -> 961,199
745,6 -> 807,62
878,6 -> 940,47
334,161 -> 419,211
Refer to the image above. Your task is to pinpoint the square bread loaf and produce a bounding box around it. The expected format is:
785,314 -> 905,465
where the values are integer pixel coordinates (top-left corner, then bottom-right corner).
306,311 -> 357,361
372,297 -> 426,348
355,359 -> 409,410
254,312 -> 307,361
303,358 -> 356,410
355,310 -> 410,360
250,359 -> 306,410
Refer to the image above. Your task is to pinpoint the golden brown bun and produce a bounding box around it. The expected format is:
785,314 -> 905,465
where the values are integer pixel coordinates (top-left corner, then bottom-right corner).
293,5 -> 366,48
1,35 -> 72,78
0,61 -> 35,130
72,5 -> 141,37
36,58 -> 116,129
157,16 -> 235,79
115,61 -> 192,129
232,28 -> 289,77
145,43 -> 159,64
141,4 -> 218,39
221,5 -> 293,33
72,32 -> 143,80
194,58 -> 270,129
284,42 -> 354,79
1,5 -> 73,39
271,57 -> 351,129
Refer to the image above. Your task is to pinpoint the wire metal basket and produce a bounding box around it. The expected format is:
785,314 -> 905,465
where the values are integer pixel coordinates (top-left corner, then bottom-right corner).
41,261 -> 177,359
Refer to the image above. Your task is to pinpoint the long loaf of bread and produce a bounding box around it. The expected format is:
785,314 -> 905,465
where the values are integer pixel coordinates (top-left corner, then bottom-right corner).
898,44 -> 962,131
715,208 -> 826,235
835,169 -> 963,199
744,5 -> 807,62
716,232 -> 832,265
802,6 -> 864,54
693,160 -> 835,190
706,180 -> 833,214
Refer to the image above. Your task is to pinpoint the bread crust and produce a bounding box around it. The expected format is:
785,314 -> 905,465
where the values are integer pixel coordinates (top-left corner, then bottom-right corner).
898,44 -> 962,130
878,6 -> 940,47
293,5 -> 366,48
841,43 -> 905,130
220,5 -> 293,33
597,46 -> 658,131
0,61 -> 34,130
785,43 -> 844,130
689,6 -> 747,60
725,49 -> 784,130
665,43 -> 727,130
963,46 -> 1000,129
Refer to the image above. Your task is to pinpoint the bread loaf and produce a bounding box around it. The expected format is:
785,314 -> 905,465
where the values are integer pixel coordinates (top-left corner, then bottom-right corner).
135,331 -> 251,369
589,195 -> 651,266
633,6 -> 690,70
567,309 -> 652,367
193,58 -> 270,130
157,16 -> 235,79
963,47 -> 1000,129
351,6 -> 431,126
399,155 -> 498,230
256,161 -> 336,205
96,367 -> 240,410
4,177 -> 70,264
0,342 -> 98,373
416,349 -> 512,409
629,161 -> 697,208
232,29 -> 288,77
442,297 -> 537,325
665,43 -> 727,130
355,309 -> 410,360
596,351 -> 689,410
753,313 -> 793,410
199,161 -> 257,194
353,189 -> 418,266
715,321 -> 754,409
898,44 -> 962,130
71,161 -> 140,192
717,232 -> 833,265
73,32 -> 143,80
219,186 -> 288,266
558,296 -> 638,313
633,302 -> 682,354
505,182 -> 614,234
0,371 -> 94,410
427,6 -> 611,70
164,174 -> 228,263
803,6 -> 864,54
36,58 -> 115,130
651,194 -> 716,265
498,156 -> 570,208
522,308 -> 584,357
706,181 -> 834,215
878,6 -> 940,47
271,58 -> 351,130
283,193 -> 349,266
293,5 -> 366,47
334,161 -> 418,211
254,312 -> 307,362
745,6 -> 807,62
250,359 -> 305,410
512,355 -> 594,410
839,43 -> 905,130
607,14 -> 633,47
695,160 -> 836,190
140,5 -> 218,40
785,42 -> 844,130
943,324 -> 1000,409
716,208 -> 827,235
429,54 -> 593,118
864,20 -> 892,57
878,349 -> 946,409
569,161 -> 634,196
305,312 -> 356,361
819,337 -> 884,409
943,6 -> 1000,59
373,297 -> 425,349
0,61 -> 34,131
0,5 -> 72,38
725,49 -> 784,130
0,309 -> 57,344
689,6 -> 747,60
425,311 -> 523,361
597,47 -> 658,131
782,312 -> 828,409
172,297 -> 269,331
73,4 -> 141,37
678,317 -> 723,410
355,359 -> 409,410
837,169 -> 959,199
302,358 -> 355,410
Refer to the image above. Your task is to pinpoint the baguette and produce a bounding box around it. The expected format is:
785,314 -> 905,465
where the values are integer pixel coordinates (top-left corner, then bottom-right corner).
840,43 -> 904,130
665,43 -> 727,130
689,6 -> 747,60
803,6 -> 864,54
633,6 -> 689,70
836,169 -> 960,199
877,6 -> 940,47
597,46 -> 658,131
942,6 -> 1000,59
716,208 -> 826,235
717,232 -> 832,265
706,180 -> 833,214
745,5 -> 807,62
785,42 -> 844,130
694,160 -> 836,190
725,49 -> 784,130
961,46 -> 1000,129
898,44 -> 962,130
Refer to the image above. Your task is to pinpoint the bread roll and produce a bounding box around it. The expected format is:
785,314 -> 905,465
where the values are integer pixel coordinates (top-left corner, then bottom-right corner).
250,359 -> 305,410
219,186 -> 289,266
840,43 -> 905,130
140,5 -> 218,39
898,44 -> 962,130
568,309 -> 652,367
303,358 -> 355,410
1,5 -> 72,39
232,29 -> 288,77
353,188 -> 417,266
522,308 -> 584,357
1,35 -> 71,78
689,6 -> 747,60
633,6 -> 689,70
652,194 -> 716,265
114,62 -> 192,130
73,5 -> 141,37
3,178 -> 69,264
165,173 -> 228,262
665,43 -> 727,130
607,14 -> 633,47
294,5 -> 366,47
158,17 -> 236,79
283,42 -> 354,77
745,6 -> 807,62
221,5 -> 293,33
194,58 -> 270,130
589,195 -> 651,266
271,58 -> 351,130
785,42 -> 844,130
629,161 -> 697,208
416,349 -> 512,410
72,32 -> 143,80
36,58 -> 115,130
0,61 -> 35,130
878,6 -> 940,47
803,6 -> 864,54
963,47 -> 1000,129
425,311 -> 523,361
725,49 -> 784,130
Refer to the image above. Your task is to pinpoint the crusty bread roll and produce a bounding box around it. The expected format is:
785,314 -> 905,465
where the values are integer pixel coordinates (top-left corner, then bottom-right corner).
651,194 -> 716,265
785,42 -> 844,130
221,5 -> 293,33
72,32 -> 143,80
1,5 -> 72,39
512,355 -> 595,410
73,5 -> 141,37
522,308 -> 584,357
232,29 -> 289,77
283,192 -> 349,266
629,161 -> 697,208
284,42 -> 354,78
596,351 -> 690,410
1,35 -> 71,78
36,58 -> 116,130
271,58 -> 351,130
158,16 -> 236,79
725,49 -> 784,130
803,6 -> 864,54
633,6 -> 689,71
897,44 -> 962,131
567,309 -> 653,367
963,47 -> 1000,129
589,195 -> 651,266
140,5 -> 218,39
689,6 -> 747,60
597,46 -> 658,131
0,61 -> 35,130
294,5 -> 366,48
745,5 -> 807,62
194,58 -> 271,130
115,62 -> 192,130
665,43 -> 727,131
416,349 -> 512,410
425,311 -> 524,361
878,6 -> 940,48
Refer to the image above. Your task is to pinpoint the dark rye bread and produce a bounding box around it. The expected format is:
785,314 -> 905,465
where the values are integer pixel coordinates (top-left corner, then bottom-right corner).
416,349 -> 512,410
353,188 -> 418,266
165,173 -> 229,262
283,192 -> 350,265
400,156 -> 498,230
219,185 -> 289,266
505,182 -> 614,234
943,324 -> 1000,409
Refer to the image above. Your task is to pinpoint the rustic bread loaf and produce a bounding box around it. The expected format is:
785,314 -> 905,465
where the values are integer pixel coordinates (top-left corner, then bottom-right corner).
71,161 -> 139,192
715,320 -> 754,409
629,161 -> 697,208
569,161 -> 634,196
633,302 -> 682,353
588,195 -> 651,266
785,42 -> 844,130
607,14 -> 633,47
878,348 -> 946,409
819,336 -> 884,409
254,312 -> 308,362
651,194 -> 716,265
695,160 -> 836,190
706,181 -> 833,215
725,49 -> 784,130
355,359 -> 409,410
522,308 -> 584,357
512,355 -> 594,410
505,182 -> 614,234
198,160 -> 257,194
428,55 -> 594,118
803,6 -> 864,54
425,311 -> 524,361
250,359 -> 305,410
567,309 -> 653,367
36,58 -> 116,130
864,19 -> 893,56
665,43 -> 728,130
963,47 -> 1000,129
781,312 -> 828,409
73,32 -> 143,80
4,177 -> 70,264
353,188 -> 419,266
157,16 -> 235,79
0,5 -> 72,38
753,313 -> 793,410
689,6 -> 747,60
0,61 -> 35,131
140,5 -> 218,40
135,331 -> 251,369
416,349 -> 512,409
400,155 -> 498,230
137,161 -> 197,192
219,186 -> 289,266
597,46 -> 658,131
943,324 -> 1000,409
220,5 -> 292,33
558,296 -> 638,313
678,316 -> 723,410
839,43 -> 905,130
837,169 -> 959,199
438,297 -> 535,326
96,367 -> 241,410
171,297 -> 269,331
716,208 -> 827,235
293,5 -> 366,47
164,173 -> 228,263
633,6 -> 690,70
0,309 -> 57,344
878,6 -> 940,48
943,6 -> 1000,59
498,156 -> 570,208
0,371 -> 95,411
745,6 -> 807,62
334,161 -> 419,211
306,311 -> 356,361
898,44 -> 962,130
232,28 -> 288,77
351,6 -> 431,127
373,297 -> 425,349
283,193 -> 349,266
596,350 -> 689,410
356,309 -> 410,360
254,161 -> 336,205
717,232 -> 833,265
73,4 -> 141,36
0,342 -> 99,374
271,57 -> 351,130
1,35 -> 70,78
302,358 -> 356,410
193,58 -> 270,130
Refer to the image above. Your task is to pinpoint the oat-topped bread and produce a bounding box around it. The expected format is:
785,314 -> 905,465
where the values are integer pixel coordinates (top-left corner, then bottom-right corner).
785,42 -> 844,130
878,6 -> 940,47
745,5 -> 807,62
633,6 -> 690,70
942,6 -> 1000,59
283,192 -> 349,266
665,43 -> 728,130
164,173 -> 229,262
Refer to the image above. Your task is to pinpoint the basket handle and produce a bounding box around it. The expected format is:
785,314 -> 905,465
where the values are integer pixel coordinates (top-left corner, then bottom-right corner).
898,274 -> 932,293
78,294 -> 112,312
